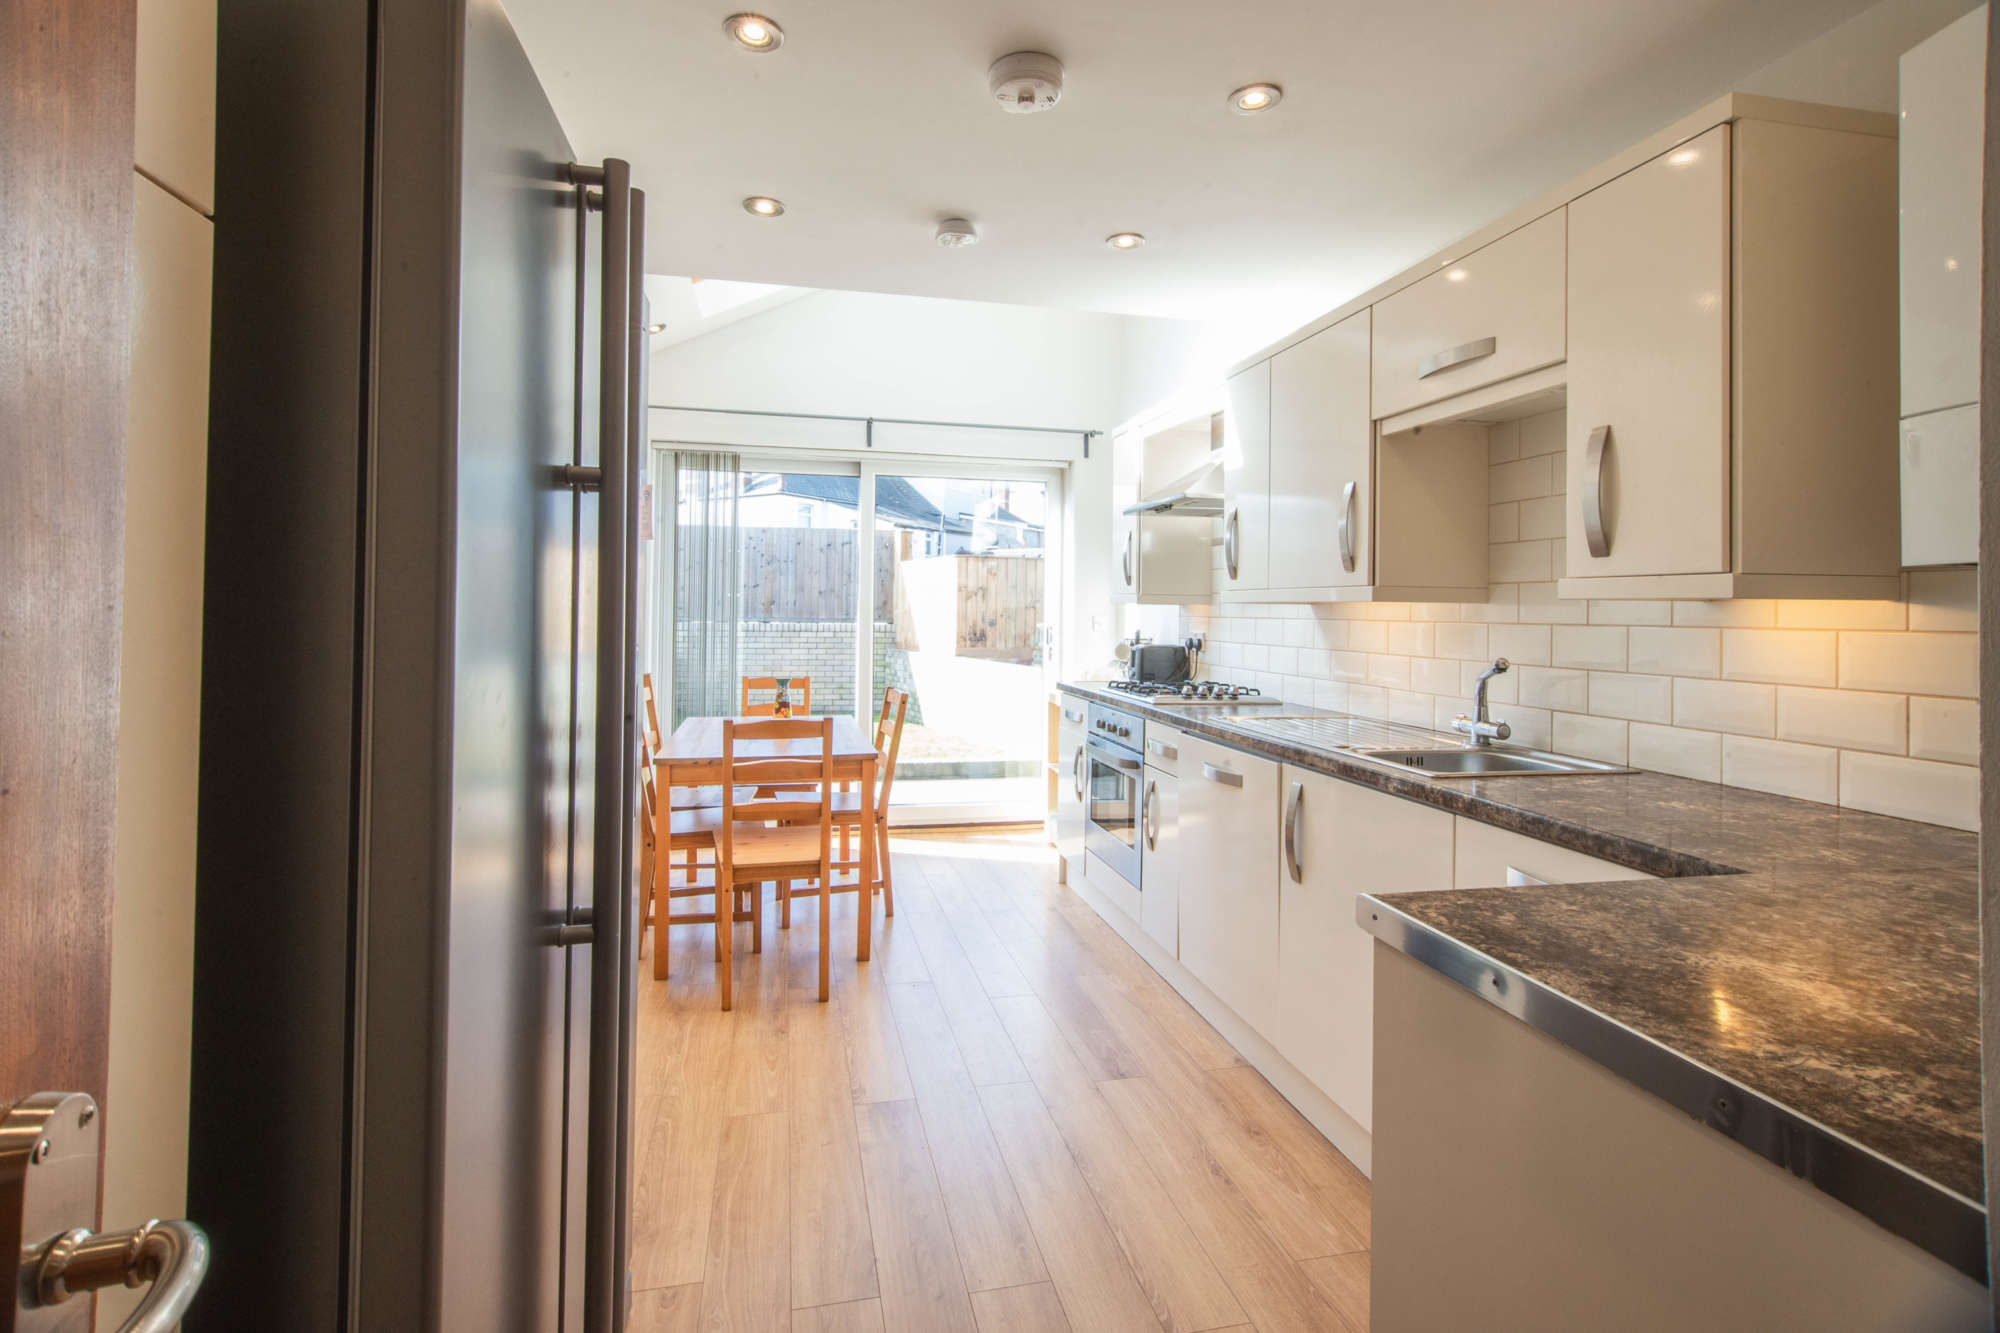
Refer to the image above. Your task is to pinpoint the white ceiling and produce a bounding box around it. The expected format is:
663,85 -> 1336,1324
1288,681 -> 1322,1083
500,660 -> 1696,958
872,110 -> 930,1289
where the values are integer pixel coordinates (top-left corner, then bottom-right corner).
505,0 -> 1876,322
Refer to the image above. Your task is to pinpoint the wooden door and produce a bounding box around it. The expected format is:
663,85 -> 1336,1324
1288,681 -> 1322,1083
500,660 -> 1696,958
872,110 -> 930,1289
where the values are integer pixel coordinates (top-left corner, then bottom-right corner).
1221,363 -> 1271,591
1274,769 -> 1452,1131
1269,309 -> 1372,589
1,0 -> 136,1121
1566,126 -> 1732,579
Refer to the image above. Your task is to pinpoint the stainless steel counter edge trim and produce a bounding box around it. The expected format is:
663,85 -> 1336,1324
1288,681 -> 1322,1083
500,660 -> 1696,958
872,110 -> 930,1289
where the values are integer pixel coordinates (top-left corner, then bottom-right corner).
1357,895 -> 1989,1283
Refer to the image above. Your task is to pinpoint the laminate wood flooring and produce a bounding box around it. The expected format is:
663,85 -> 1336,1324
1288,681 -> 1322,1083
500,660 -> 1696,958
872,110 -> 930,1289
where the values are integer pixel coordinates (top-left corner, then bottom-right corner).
629,827 -> 1371,1332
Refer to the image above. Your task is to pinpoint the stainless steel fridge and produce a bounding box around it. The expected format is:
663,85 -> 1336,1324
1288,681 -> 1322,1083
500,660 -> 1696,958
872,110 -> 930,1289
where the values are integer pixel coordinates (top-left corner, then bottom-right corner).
190,0 -> 643,1326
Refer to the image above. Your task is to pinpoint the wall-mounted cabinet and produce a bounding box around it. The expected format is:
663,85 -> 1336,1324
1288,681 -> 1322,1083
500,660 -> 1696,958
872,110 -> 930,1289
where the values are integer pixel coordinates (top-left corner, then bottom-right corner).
1899,4 -> 1986,567
1371,210 -> 1567,420
1559,114 -> 1901,600
1111,415 -> 1214,604
1223,313 -> 1488,604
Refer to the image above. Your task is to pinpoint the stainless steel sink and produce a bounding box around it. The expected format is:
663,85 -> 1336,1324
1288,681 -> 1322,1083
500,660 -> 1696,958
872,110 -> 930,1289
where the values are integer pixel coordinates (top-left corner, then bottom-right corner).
1341,745 -> 1634,777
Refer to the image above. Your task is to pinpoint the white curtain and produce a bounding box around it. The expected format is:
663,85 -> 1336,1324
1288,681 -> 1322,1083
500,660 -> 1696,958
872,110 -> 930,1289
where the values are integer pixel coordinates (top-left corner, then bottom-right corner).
670,450 -> 742,726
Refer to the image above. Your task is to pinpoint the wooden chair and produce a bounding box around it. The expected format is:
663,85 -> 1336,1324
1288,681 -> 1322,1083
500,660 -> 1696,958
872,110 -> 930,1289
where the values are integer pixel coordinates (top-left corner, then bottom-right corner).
642,765 -> 758,1002
772,686 -> 907,927
711,717 -> 848,1002
740,674 -> 811,716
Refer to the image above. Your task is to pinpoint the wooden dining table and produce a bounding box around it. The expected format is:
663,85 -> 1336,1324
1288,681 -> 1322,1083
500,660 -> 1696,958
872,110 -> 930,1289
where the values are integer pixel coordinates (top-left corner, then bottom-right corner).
654,715 -> 882,980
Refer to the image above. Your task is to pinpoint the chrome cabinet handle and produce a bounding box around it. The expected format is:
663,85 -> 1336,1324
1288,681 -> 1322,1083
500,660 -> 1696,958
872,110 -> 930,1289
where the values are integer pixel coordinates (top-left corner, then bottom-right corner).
1201,762 -> 1243,788
1224,508 -> 1239,580
1143,780 -> 1159,850
1145,738 -> 1177,761
1583,424 -> 1611,558
1505,865 -> 1548,887
1416,334 -> 1497,380
1122,530 -> 1134,587
1337,480 -> 1357,573
1283,780 -> 1304,883
1072,746 -> 1085,798
1062,706 -> 1084,724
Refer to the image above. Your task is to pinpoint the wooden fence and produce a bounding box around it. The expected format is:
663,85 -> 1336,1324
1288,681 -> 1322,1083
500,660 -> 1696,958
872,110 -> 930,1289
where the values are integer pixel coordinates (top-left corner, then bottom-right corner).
675,527 -> 896,622
893,554 -> 1044,662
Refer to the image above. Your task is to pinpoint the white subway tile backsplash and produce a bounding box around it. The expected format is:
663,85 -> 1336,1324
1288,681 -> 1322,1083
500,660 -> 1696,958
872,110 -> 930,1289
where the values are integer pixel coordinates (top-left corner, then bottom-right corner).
1838,631 -> 1978,698
1721,629 -> 1838,688
1909,697 -> 1979,765
1674,679 -> 1776,737
1722,736 -> 1839,805
1517,582 -> 1588,625
1673,599 -> 1777,628
1487,420 -> 1521,464
1490,454 -> 1553,503
1490,540 -> 1552,583
1459,586 -> 1521,623
1908,568 -> 1977,633
1774,600 -> 1906,631
1389,691 -> 1432,726
1346,684 -> 1389,718
1461,659 -> 1519,703
1588,672 -> 1673,724
1388,622 -> 1435,657
1518,495 -> 1564,541
1330,651 -> 1369,683
1500,705 -> 1553,749
1838,752 -> 1979,831
1518,666 -> 1589,712
1346,621 -> 1388,654
1629,723 -> 1722,782
1435,622 -> 1489,661
1553,712 -> 1627,764
1489,623 -> 1552,666
1627,627 -> 1720,678
1368,654 -> 1412,688
1552,625 -> 1626,670
1519,410 -> 1564,458
1775,687 -> 1906,755
1410,656 -> 1461,696
1588,600 -> 1673,626
1489,503 -> 1519,543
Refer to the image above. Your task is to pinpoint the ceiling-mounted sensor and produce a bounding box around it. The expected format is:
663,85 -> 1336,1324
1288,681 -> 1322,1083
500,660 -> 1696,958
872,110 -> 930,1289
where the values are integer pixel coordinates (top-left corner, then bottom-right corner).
935,218 -> 979,248
988,51 -> 1064,113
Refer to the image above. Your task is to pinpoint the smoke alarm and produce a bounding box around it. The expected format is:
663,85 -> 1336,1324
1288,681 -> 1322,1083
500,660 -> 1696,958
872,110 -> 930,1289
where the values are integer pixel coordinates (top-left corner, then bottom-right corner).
935,218 -> 979,248
988,51 -> 1064,113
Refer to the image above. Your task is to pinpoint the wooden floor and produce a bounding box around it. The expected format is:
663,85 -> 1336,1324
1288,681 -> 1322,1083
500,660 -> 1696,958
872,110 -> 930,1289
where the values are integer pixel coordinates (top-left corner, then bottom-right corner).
629,827 -> 1372,1333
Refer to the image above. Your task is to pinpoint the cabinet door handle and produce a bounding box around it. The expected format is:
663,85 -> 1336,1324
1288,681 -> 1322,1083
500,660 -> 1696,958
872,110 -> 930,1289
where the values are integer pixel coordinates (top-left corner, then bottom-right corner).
1145,738 -> 1177,761
1583,424 -> 1611,558
1144,780 -> 1159,850
1283,780 -> 1304,883
1201,762 -> 1242,788
1504,865 -> 1548,887
1416,334 -> 1497,380
1122,530 -> 1134,587
1073,746 -> 1085,799
1337,480 -> 1357,573
1223,508 -> 1239,580
1062,706 -> 1084,724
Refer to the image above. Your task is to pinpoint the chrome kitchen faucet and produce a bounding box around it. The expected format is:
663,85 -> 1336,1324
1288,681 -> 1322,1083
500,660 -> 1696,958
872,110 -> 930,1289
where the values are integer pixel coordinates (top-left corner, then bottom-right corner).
1453,658 -> 1512,746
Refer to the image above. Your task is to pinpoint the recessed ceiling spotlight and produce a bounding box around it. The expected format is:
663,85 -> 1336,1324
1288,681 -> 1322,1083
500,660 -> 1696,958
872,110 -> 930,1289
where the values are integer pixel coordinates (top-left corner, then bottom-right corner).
723,13 -> 784,51
1105,232 -> 1146,250
935,218 -> 979,248
645,321 -> 667,334
1228,82 -> 1283,114
742,195 -> 785,217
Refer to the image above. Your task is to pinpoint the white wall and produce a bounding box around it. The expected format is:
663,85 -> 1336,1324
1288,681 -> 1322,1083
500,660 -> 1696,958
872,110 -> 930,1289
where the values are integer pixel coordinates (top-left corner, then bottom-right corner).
1739,0 -> 1983,111
649,287 -> 1127,678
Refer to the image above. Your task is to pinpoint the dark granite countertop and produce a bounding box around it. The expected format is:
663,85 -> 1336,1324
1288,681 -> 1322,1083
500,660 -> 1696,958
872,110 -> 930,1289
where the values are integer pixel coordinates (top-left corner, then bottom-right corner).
1060,681 -> 1983,1269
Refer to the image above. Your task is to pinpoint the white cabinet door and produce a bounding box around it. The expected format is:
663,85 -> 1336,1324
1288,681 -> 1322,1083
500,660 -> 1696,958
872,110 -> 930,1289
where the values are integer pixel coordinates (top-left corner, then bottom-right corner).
1111,429 -> 1141,600
1900,5 -> 1986,419
1054,703 -> 1088,871
1140,766 -> 1179,956
1566,126 -> 1731,579
1275,768 -> 1452,1131
1270,309 -> 1371,588
1452,818 -> 1654,889
1222,363 -> 1271,592
1901,404 -> 1980,567
1175,736 -> 1280,1038
1371,209 -> 1566,418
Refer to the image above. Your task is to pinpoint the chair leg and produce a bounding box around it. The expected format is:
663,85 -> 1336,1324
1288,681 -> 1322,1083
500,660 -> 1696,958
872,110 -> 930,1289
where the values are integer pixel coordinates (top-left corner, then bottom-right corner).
718,885 -> 733,1012
840,822 -> 851,865
781,879 -> 791,930
750,883 -> 762,954
877,819 -> 894,916
818,876 -> 831,1002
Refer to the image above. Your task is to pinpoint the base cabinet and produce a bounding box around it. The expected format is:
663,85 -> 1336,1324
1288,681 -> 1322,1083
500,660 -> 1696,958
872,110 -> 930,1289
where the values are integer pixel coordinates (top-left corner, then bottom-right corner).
1175,737 -> 1280,1039
1139,764 -> 1179,956
1054,702 -> 1087,876
1274,769 -> 1453,1130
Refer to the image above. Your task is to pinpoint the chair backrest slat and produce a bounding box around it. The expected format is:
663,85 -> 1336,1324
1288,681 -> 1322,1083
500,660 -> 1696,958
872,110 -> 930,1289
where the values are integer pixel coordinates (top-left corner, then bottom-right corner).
721,717 -> 835,866
740,674 -> 813,716
876,687 -> 911,809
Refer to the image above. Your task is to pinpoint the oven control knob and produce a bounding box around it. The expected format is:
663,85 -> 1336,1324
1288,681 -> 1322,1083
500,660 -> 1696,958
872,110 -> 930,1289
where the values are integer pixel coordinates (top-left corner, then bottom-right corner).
1117,725 -> 1130,737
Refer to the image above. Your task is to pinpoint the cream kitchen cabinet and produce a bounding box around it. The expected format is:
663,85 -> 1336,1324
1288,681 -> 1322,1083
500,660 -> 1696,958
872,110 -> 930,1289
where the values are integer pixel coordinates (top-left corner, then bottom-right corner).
1562,113 -> 1901,599
1054,698 -> 1088,878
1174,735 -> 1280,1039
1899,5 -> 1986,566
1112,419 -> 1216,603
1220,363 -> 1271,593
1371,209 -> 1566,419
1274,767 -> 1453,1133
1138,721 -> 1186,957
1224,313 -> 1489,604
1452,818 -> 1653,890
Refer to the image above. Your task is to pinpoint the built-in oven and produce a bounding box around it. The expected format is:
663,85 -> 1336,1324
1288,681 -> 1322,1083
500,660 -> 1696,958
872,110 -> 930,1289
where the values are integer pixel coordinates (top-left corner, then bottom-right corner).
1084,702 -> 1145,888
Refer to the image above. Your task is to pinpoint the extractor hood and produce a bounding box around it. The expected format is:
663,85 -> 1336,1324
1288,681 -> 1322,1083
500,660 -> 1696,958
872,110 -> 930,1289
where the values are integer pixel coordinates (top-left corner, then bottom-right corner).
1123,456 -> 1223,517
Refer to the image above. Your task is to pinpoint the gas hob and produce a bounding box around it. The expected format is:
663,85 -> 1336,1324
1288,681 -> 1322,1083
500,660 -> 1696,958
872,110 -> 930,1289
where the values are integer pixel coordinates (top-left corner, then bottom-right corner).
1104,679 -> 1285,705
